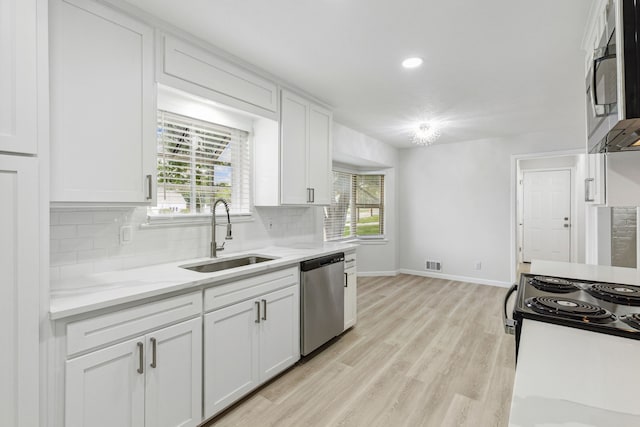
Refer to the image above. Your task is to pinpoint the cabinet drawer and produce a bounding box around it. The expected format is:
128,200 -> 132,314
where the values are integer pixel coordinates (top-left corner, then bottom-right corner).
204,267 -> 299,312
345,252 -> 357,268
159,33 -> 278,114
67,292 -> 202,356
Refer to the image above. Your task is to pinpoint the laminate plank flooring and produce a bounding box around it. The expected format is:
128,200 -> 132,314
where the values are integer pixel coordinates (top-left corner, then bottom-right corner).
204,274 -> 515,427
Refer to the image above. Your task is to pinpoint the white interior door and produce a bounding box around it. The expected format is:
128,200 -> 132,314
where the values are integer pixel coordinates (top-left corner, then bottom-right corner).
523,170 -> 571,262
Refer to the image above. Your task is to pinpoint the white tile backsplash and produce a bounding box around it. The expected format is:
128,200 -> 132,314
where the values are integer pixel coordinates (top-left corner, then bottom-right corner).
50,205 -> 322,285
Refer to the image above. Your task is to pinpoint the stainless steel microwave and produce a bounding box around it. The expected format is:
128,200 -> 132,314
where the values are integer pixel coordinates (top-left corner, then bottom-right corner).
586,0 -> 640,153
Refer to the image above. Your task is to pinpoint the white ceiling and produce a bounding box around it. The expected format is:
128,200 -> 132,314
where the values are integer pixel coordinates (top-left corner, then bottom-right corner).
124,0 -> 594,148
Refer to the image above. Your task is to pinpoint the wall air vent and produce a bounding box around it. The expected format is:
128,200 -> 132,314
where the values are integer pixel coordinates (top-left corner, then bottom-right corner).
425,260 -> 442,272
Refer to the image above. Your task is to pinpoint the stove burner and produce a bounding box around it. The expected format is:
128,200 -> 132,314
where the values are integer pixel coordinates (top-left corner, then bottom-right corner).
525,296 -> 615,323
529,276 -> 580,293
620,313 -> 640,331
587,283 -> 640,306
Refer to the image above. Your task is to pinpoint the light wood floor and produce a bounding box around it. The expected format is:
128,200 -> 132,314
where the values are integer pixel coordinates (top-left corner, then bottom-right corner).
205,274 -> 515,427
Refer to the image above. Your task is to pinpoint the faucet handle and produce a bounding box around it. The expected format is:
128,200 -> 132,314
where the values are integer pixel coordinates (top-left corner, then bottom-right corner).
216,241 -> 226,251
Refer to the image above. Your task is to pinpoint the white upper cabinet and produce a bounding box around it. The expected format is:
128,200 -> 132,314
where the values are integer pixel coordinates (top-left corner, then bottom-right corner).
256,89 -> 332,206
280,90 -> 310,205
606,151 -> 640,207
308,103 -> 332,205
585,153 -> 606,206
49,0 -> 156,204
157,33 -> 278,119
0,0 -> 37,155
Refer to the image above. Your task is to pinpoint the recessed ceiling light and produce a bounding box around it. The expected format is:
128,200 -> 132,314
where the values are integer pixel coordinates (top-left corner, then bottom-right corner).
402,57 -> 423,69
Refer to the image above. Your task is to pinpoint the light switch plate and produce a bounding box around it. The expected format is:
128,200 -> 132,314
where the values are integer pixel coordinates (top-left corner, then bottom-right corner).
120,225 -> 132,245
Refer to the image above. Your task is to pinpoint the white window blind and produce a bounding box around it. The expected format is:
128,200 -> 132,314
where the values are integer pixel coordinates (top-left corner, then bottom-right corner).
324,171 -> 384,241
150,110 -> 251,217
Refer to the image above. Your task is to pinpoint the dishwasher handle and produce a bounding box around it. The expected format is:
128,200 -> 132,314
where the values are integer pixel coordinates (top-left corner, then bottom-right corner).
300,253 -> 345,272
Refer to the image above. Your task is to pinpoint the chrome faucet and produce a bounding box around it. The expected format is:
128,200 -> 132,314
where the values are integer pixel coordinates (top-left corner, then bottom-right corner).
211,199 -> 232,258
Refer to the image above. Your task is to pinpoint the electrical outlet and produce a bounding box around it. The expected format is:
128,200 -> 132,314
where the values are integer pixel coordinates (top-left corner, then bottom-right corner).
475,261 -> 482,270
120,225 -> 132,245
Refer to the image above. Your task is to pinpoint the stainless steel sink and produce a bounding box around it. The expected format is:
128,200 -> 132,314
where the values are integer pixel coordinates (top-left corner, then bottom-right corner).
180,255 -> 277,273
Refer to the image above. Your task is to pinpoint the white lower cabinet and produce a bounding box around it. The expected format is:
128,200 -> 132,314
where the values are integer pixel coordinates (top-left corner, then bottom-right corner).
344,253 -> 357,331
259,286 -> 301,381
144,319 -> 203,427
203,299 -> 260,416
65,338 -> 145,427
203,271 -> 300,420
59,265 -> 309,425
65,317 -> 202,427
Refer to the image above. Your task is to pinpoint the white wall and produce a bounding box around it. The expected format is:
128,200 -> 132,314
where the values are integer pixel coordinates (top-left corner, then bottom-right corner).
398,130 -> 585,286
332,122 -> 399,275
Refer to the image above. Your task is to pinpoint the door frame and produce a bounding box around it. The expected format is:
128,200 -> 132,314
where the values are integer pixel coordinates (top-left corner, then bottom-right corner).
510,149 -> 583,284
519,167 -> 573,264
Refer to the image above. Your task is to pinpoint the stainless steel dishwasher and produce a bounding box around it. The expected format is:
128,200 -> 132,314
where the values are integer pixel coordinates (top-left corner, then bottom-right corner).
300,252 -> 345,355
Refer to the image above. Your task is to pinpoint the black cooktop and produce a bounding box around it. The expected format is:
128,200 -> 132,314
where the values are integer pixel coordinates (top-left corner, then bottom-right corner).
514,273 -> 640,340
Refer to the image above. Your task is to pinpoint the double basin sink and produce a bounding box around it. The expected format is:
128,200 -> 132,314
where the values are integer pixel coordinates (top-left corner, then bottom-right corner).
180,254 -> 278,273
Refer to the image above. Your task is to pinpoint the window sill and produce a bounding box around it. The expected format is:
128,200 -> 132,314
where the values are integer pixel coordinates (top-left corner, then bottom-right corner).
142,213 -> 254,229
331,237 -> 389,246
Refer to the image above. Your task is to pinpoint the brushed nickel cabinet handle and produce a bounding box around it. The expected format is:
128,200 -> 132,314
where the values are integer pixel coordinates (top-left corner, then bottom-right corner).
150,337 -> 157,368
344,272 -> 348,287
255,301 -> 261,323
585,178 -> 595,202
137,342 -> 144,374
146,174 -> 153,200
311,188 -> 315,203
262,299 -> 267,321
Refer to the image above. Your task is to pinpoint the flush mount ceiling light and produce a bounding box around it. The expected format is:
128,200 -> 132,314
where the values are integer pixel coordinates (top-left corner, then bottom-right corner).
411,122 -> 441,146
401,57 -> 423,69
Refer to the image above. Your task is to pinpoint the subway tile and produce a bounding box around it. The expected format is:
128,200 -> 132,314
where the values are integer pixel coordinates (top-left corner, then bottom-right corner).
77,224 -> 115,238
50,212 -> 60,225
49,267 -> 60,282
93,211 -> 120,224
59,238 -> 93,252
59,262 -> 94,279
51,251 -> 77,266
76,249 -> 108,262
51,225 -> 77,239
59,211 -> 94,225
92,259 -> 124,274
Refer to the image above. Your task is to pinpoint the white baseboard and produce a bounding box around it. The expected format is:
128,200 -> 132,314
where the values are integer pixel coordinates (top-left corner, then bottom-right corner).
357,270 -> 398,277
398,269 -> 513,288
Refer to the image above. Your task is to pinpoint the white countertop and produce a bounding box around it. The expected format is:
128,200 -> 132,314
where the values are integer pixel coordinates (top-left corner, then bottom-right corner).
510,320 -> 640,427
511,260 -> 640,427
50,243 -> 356,320
530,260 -> 640,285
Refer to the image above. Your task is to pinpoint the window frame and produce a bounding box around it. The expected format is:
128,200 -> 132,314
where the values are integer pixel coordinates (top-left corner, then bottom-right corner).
324,167 -> 386,242
147,109 -> 254,224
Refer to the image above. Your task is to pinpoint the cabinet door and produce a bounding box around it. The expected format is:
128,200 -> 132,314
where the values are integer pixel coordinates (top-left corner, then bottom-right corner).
280,90 -> 309,204
0,156 -> 38,427
145,318 -> 202,427
259,285 -> 300,382
0,0 -> 37,154
344,268 -> 357,330
65,338 -> 145,427
308,104 -> 332,205
606,151 -> 640,206
49,0 -> 155,203
204,300 -> 259,418
585,153 -> 606,205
